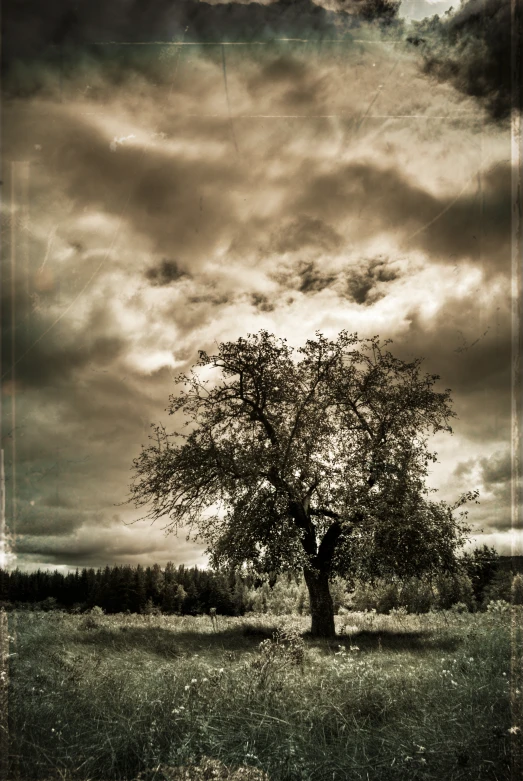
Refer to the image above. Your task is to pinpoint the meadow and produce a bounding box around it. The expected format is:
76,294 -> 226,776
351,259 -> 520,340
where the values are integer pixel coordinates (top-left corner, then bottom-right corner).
2,606 -> 522,781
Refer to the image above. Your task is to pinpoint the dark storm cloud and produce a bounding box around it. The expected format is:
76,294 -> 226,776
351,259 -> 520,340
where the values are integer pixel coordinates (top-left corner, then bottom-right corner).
55,373 -> 162,440
3,368 -> 180,565
15,531 -> 160,563
251,292 -> 275,311
2,328 -> 124,391
395,300 -> 512,444
1,0 -> 401,81
452,451 -> 512,486
15,502 -> 98,537
409,0 -> 515,120
3,104 -> 243,265
480,449 -> 512,486
295,159 -> 511,272
246,53 -> 330,108
3,0 -> 513,122
0,281 -> 125,390
476,451 -> 516,534
145,259 -> 188,286
297,261 -> 337,293
271,254 -> 400,303
15,521 -> 204,568
269,216 -> 343,254
451,449 -> 515,533
345,257 -> 398,304
453,458 -> 475,479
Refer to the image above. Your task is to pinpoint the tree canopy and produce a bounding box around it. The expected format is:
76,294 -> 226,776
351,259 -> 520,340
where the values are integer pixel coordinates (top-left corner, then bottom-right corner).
130,330 -> 473,636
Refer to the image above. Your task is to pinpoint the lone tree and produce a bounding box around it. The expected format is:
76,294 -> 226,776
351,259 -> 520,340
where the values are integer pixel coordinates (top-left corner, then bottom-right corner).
130,331 -> 472,637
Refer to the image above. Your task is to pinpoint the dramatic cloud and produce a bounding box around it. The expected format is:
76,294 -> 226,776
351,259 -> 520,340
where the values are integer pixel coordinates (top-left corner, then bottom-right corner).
409,0 -> 514,120
480,450 -> 512,487
1,0 -> 402,79
0,0 -> 518,570
146,259 -> 189,286
449,448 -> 518,540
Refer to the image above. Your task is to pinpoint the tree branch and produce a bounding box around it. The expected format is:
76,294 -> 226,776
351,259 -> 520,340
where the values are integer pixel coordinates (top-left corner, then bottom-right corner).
310,506 -> 341,520
288,500 -> 317,557
315,521 -> 343,571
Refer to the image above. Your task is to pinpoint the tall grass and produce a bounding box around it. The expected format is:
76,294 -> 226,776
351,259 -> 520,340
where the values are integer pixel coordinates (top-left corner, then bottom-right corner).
4,609 -> 521,780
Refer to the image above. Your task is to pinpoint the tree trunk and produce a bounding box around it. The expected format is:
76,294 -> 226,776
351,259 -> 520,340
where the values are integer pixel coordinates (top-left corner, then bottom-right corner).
303,567 -> 336,638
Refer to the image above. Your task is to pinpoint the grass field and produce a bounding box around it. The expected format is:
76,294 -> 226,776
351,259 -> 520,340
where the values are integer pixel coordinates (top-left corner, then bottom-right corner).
2,607 -> 522,780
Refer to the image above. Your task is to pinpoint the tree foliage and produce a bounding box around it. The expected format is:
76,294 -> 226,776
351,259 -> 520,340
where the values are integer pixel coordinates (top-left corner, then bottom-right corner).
130,331 -> 471,599
461,544 -> 501,604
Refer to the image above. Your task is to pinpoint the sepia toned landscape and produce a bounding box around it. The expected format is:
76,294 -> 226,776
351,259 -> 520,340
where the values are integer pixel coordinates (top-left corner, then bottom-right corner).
1,0 -> 521,778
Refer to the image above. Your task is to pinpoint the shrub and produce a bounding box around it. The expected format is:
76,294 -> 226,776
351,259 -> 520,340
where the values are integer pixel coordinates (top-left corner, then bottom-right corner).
399,578 -> 434,613
486,599 -> 511,615
483,570 -> 512,606
78,605 -> 105,630
376,582 -> 400,614
435,573 -> 474,611
348,580 -> 402,614
250,626 -> 306,689
248,576 -> 306,616
329,577 -> 351,613
295,582 -> 310,615
348,580 -> 380,612
40,596 -> 59,612
144,598 -> 162,616
461,545 -> 501,604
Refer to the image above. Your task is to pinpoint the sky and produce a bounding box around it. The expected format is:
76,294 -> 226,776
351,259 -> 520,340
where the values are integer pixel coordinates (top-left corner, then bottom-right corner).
1,0 -> 520,572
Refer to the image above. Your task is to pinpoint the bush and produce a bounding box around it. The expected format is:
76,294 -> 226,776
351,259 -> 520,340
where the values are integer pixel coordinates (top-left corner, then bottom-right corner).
144,598 -> 162,616
434,573 -> 474,611
329,577 -> 351,614
376,583 -> 401,614
461,545 -> 501,604
348,581 -> 380,612
486,599 -> 511,615
40,596 -> 59,612
399,578 -> 434,614
349,580 -> 411,614
482,570 -> 512,606
78,605 -> 105,630
248,575 -> 309,616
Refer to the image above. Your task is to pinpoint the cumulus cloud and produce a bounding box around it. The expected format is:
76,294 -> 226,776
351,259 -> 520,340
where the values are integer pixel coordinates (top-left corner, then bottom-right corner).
145,259 -> 189,286
448,448 -> 518,537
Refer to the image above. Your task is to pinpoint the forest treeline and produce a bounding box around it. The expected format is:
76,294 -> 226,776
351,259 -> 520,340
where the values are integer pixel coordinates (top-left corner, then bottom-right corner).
1,550 -> 522,616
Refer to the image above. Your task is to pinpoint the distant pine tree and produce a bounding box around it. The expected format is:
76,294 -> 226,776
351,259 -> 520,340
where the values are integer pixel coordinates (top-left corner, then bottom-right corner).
133,565 -> 147,613
161,582 -> 179,614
